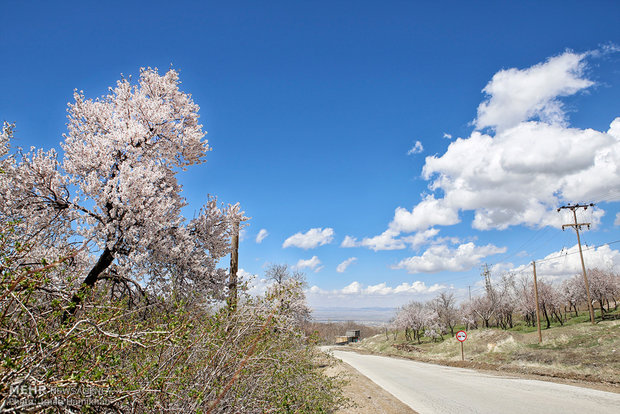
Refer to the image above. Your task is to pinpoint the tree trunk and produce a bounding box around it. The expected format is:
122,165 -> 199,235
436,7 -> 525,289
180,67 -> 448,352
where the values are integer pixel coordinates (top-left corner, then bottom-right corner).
542,303 -> 551,329
62,247 -> 115,322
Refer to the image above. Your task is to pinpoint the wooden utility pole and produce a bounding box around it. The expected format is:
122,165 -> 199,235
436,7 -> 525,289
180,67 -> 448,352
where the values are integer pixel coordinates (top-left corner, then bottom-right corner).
227,220 -> 239,311
532,261 -> 542,343
558,203 -> 595,324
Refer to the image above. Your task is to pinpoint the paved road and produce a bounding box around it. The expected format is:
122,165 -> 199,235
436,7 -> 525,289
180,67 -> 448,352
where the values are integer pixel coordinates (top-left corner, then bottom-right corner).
328,348 -> 620,414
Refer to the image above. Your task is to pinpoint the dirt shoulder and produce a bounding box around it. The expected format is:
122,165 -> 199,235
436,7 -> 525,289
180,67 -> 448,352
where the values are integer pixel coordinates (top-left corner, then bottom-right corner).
323,354 -> 417,414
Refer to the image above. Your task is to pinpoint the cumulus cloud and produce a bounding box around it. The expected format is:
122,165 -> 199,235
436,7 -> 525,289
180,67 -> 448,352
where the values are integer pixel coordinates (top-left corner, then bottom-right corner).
342,228 -> 442,252
296,255 -> 322,272
238,269 -> 271,297
255,228 -> 269,243
389,196 -> 460,233
419,121 -> 614,230
391,50 -> 619,232
283,227 -> 334,249
309,280 -> 447,297
393,242 -> 506,274
509,244 -> 620,282
336,257 -> 357,273
407,140 -> 424,155
443,133 -> 452,139
340,235 -> 358,248
401,228 -> 441,249
341,229 -> 406,251
475,51 -> 593,132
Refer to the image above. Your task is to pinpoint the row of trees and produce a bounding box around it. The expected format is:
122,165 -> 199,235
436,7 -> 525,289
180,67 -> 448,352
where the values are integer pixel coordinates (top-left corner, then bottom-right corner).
393,269 -> 620,343
0,69 -> 345,412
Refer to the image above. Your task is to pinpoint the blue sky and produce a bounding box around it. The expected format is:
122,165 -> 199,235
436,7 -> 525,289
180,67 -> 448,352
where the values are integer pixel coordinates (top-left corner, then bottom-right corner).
2,1 -> 620,310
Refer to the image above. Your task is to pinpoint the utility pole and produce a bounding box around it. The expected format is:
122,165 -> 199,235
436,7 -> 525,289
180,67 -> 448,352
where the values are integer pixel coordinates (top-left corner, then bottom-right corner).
558,203 -> 595,324
468,286 -> 472,301
482,264 -> 495,303
227,220 -> 239,312
532,261 -> 542,343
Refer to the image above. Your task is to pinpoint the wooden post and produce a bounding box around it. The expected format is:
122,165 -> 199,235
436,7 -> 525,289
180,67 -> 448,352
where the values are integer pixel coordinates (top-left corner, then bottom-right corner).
227,221 -> 239,311
532,261 -> 542,343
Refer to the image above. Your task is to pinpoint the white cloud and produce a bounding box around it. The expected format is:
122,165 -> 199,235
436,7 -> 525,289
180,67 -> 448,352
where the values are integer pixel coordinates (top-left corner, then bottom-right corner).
475,51 -> 593,132
393,242 -> 506,274
510,244 -> 620,282
443,133 -> 452,139
296,255 -> 322,272
327,49 -> 620,282
238,268 -> 271,297
407,140 -> 424,155
341,281 -> 362,294
283,227 -> 334,249
341,235 -> 358,248
401,228 -> 441,249
398,50 -> 620,231
342,228 -> 444,252
312,280 -> 447,296
336,257 -> 357,273
255,229 -> 269,243
419,120 -> 614,230
389,195 -> 460,233
341,229 -> 406,251
615,213 -> 620,226
306,281 -> 459,309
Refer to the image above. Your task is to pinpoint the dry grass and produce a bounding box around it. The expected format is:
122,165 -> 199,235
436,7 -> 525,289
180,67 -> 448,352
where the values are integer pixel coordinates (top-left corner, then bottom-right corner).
356,320 -> 620,385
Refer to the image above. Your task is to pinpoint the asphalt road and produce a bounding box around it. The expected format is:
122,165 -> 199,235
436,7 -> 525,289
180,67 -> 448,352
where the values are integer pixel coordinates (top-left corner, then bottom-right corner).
328,348 -> 620,414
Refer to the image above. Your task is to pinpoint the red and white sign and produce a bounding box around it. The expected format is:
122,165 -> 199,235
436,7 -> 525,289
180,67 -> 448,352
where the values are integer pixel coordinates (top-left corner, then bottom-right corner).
456,330 -> 467,342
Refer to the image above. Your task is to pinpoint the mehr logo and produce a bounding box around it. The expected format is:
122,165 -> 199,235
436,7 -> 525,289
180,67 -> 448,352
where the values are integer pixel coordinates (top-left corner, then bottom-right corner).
10,382 -> 47,396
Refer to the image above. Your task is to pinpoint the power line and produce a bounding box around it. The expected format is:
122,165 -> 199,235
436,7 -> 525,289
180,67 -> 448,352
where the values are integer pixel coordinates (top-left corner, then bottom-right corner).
534,239 -> 620,264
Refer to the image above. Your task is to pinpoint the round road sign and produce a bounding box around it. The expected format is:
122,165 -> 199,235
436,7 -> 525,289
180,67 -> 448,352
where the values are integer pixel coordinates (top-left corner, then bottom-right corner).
456,330 -> 467,342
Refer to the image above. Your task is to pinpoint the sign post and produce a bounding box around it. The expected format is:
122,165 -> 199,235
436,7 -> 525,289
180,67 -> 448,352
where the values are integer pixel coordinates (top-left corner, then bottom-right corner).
456,330 -> 467,361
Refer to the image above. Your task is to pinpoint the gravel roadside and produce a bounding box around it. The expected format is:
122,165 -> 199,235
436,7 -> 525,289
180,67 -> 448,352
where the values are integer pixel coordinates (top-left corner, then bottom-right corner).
323,353 -> 417,413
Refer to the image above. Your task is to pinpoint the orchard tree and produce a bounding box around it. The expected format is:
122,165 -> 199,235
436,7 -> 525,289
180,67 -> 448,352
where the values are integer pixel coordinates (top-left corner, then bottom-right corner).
459,300 -> 478,330
560,275 -> 585,317
587,268 -> 619,317
395,301 -> 434,343
537,280 -> 563,327
494,274 -> 516,329
264,264 -> 311,326
471,295 -> 495,328
0,68 -> 246,312
431,291 -> 458,335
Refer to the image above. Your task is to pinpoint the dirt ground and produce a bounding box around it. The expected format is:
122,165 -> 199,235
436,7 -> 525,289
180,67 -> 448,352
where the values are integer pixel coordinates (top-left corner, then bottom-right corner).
324,357 -> 417,414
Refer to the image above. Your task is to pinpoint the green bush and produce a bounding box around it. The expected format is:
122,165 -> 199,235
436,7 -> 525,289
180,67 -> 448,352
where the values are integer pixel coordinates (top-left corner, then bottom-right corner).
0,225 -> 345,413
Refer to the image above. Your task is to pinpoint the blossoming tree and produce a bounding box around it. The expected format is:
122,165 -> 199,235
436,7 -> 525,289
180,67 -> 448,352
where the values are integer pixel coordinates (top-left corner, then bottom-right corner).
1,68 -> 245,309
